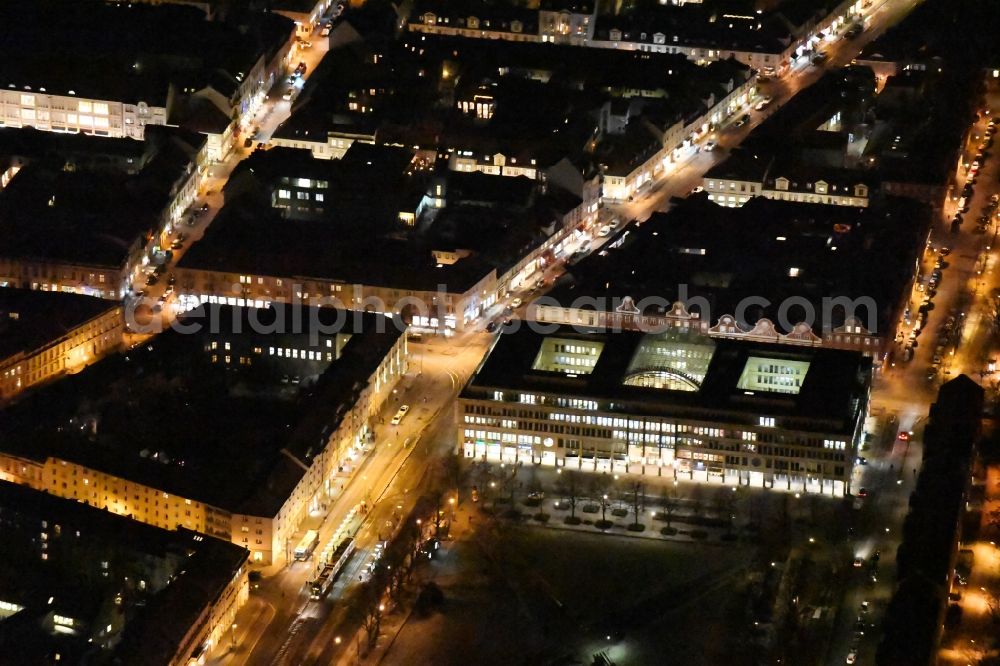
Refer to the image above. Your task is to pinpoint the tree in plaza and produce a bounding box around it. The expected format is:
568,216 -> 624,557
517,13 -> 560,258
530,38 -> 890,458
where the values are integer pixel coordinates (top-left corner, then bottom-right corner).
983,586 -> 1000,626
555,468 -> 581,519
499,461 -> 521,507
747,491 -> 767,531
989,296 -> 1000,335
403,518 -> 426,582
471,460 -> 494,500
615,478 -> 629,512
629,481 -> 645,528
588,472 -> 612,506
439,454 -> 461,491
384,538 -> 408,604
719,486 -> 745,533
989,506 -> 1000,540
526,463 -> 542,496
660,484 -> 679,528
687,482 -> 705,520
353,575 -> 385,651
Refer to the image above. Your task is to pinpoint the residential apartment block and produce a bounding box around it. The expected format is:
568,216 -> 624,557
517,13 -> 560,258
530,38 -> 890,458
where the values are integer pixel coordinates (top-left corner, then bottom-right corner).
702,63 -> 972,212
0,305 -> 408,565
0,290 -> 123,402
0,480 -> 248,666
175,144 -> 594,332
704,150 -> 873,208
0,1 -> 295,161
532,194 -> 931,361
409,0 -> 869,71
0,125 -> 208,301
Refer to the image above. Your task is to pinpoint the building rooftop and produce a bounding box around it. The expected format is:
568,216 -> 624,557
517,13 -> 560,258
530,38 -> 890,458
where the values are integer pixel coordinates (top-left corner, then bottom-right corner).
182,149 -> 580,295
0,480 -> 247,665
271,0 -> 323,12
464,325 -> 870,433
0,126 -> 148,172
855,0 -> 1000,68
0,164 -> 156,268
704,147 -> 774,183
0,304 -> 403,517
178,199 -> 500,293
282,28 -> 749,173
0,127 -> 202,269
743,68 -> 876,151
589,0 -> 839,53
0,0 -> 292,107
0,289 -> 120,362
548,193 -> 930,335
410,0 -> 539,32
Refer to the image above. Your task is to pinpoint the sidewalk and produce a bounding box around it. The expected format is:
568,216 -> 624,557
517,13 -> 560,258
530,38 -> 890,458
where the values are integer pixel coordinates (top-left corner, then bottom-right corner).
483,494 -> 741,546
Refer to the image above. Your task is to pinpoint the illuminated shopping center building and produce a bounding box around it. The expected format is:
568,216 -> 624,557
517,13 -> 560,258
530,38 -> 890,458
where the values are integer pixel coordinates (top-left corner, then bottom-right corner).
458,326 -> 871,496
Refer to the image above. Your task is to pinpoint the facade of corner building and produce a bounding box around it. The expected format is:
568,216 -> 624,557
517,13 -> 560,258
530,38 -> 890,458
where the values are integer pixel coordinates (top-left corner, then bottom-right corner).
0,305 -> 408,566
458,326 -> 871,497
0,289 -> 124,402
700,68 -> 881,209
597,64 -> 757,203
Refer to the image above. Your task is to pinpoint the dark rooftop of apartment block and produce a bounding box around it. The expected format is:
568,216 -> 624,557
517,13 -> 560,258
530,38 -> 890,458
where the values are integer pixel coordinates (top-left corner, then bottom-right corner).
0,480 -> 247,666
181,147 -> 581,294
548,193 -> 929,335
0,305 -> 403,517
0,289 -> 121,362
0,0 -> 292,106
0,127 -> 204,269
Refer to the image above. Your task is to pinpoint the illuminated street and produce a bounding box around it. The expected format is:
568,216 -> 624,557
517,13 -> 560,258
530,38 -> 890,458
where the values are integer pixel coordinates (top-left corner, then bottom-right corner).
6,0 -> 1000,664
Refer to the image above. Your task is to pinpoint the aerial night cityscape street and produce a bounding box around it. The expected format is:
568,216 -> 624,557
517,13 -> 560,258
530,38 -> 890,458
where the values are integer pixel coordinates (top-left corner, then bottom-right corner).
3,0 -> 1000,665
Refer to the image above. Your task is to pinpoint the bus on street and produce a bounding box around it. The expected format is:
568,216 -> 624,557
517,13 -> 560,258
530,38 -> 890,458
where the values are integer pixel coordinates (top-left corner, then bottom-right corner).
294,530 -> 320,561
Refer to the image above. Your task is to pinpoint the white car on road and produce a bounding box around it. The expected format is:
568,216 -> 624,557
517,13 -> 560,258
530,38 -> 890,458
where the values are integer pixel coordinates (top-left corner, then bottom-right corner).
390,404 -> 410,425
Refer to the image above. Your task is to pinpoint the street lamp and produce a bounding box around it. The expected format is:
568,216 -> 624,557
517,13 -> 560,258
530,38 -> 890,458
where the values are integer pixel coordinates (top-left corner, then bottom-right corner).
231,622 -> 237,649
